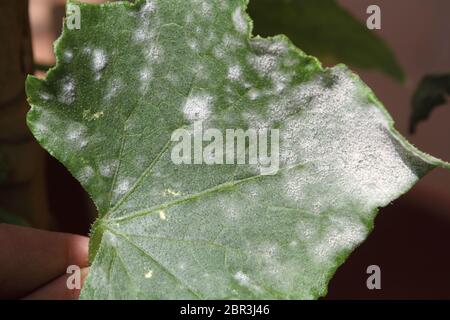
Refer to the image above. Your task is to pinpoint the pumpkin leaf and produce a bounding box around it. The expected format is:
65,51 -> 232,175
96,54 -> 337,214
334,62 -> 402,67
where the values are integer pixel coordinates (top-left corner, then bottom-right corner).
26,0 -> 447,299
248,0 -> 404,81
410,73 -> 450,133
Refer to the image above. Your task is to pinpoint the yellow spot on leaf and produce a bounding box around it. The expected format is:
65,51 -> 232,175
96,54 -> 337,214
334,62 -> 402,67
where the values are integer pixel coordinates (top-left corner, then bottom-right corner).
144,270 -> 153,279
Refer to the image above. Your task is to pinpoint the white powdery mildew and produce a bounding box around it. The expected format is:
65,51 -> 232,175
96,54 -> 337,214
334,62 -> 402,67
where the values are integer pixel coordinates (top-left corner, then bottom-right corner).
134,28 -> 155,42
213,46 -> 226,59
200,0 -> 212,17
39,92 -> 52,101
182,93 -> 213,121
227,65 -> 242,81
92,49 -> 107,72
66,123 -> 88,150
140,0 -> 156,15
99,160 -> 119,178
104,78 -> 123,101
114,178 -> 133,196
138,68 -> 152,93
233,271 -> 262,294
247,89 -> 261,101
275,67 -> 422,215
311,216 -> 367,263
232,8 -> 248,34
63,50 -> 73,63
145,44 -> 164,63
78,166 -> 95,184
58,76 -> 76,105
187,39 -> 199,52
249,54 -> 277,76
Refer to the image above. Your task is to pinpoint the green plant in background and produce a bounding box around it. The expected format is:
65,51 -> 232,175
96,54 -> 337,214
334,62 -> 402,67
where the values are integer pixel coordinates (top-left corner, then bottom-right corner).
249,0 -> 404,81
26,0 -> 448,299
410,73 -> 450,133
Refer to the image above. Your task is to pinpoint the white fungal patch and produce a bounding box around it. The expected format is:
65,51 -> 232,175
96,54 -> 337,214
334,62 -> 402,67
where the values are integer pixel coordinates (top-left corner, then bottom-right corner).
99,160 -> 118,178
247,89 -> 261,100
200,1 -> 212,17
145,45 -> 164,63
140,0 -> 156,15
58,76 -> 76,105
227,65 -> 242,81
159,210 -> 167,220
104,231 -> 118,246
187,39 -> 199,51
140,68 -> 152,82
182,93 -> 213,121
233,271 -> 262,293
104,79 -> 123,101
66,123 -> 87,149
232,8 -> 248,34
311,217 -> 367,262
144,270 -> 153,279
115,178 -> 133,195
249,54 -> 277,75
213,46 -> 226,59
133,28 -> 156,42
78,166 -> 94,184
92,49 -> 107,72
185,14 -> 194,24
39,92 -> 52,101
63,50 -> 73,63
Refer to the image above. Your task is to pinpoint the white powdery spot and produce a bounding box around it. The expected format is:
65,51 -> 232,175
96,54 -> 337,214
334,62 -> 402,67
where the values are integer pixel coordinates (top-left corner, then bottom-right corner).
249,54 -> 277,75
187,39 -> 199,52
99,160 -> 118,178
227,65 -> 242,81
311,217 -> 367,263
78,166 -> 94,184
183,93 -> 213,121
92,49 -> 107,72
141,0 -> 156,15
144,270 -> 153,279
115,178 -> 133,195
233,271 -> 262,293
58,76 -> 76,105
39,92 -> 52,101
63,50 -> 73,63
247,89 -> 261,101
213,46 -> 226,59
66,123 -> 88,149
140,68 -> 152,81
232,8 -> 248,34
200,1 -> 212,17
145,45 -> 164,63
104,78 -> 123,101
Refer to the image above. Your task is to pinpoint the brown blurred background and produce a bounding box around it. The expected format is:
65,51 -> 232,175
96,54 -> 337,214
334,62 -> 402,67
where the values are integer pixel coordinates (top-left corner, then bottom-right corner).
14,0 -> 450,299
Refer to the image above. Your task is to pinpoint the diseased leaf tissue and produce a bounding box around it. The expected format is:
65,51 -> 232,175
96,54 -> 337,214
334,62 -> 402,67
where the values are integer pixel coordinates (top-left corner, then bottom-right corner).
26,0 -> 448,299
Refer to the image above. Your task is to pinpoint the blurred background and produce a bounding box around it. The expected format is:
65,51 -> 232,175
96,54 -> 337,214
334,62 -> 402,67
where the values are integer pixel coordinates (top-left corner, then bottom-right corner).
1,0 -> 449,299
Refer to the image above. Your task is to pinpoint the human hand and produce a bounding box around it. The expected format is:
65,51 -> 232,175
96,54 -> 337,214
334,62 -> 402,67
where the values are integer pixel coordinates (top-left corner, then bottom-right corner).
0,223 -> 89,299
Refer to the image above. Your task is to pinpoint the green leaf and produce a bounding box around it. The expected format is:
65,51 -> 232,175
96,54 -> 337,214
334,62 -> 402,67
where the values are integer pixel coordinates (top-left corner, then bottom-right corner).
26,0 -> 447,299
248,0 -> 404,81
410,73 -> 450,133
